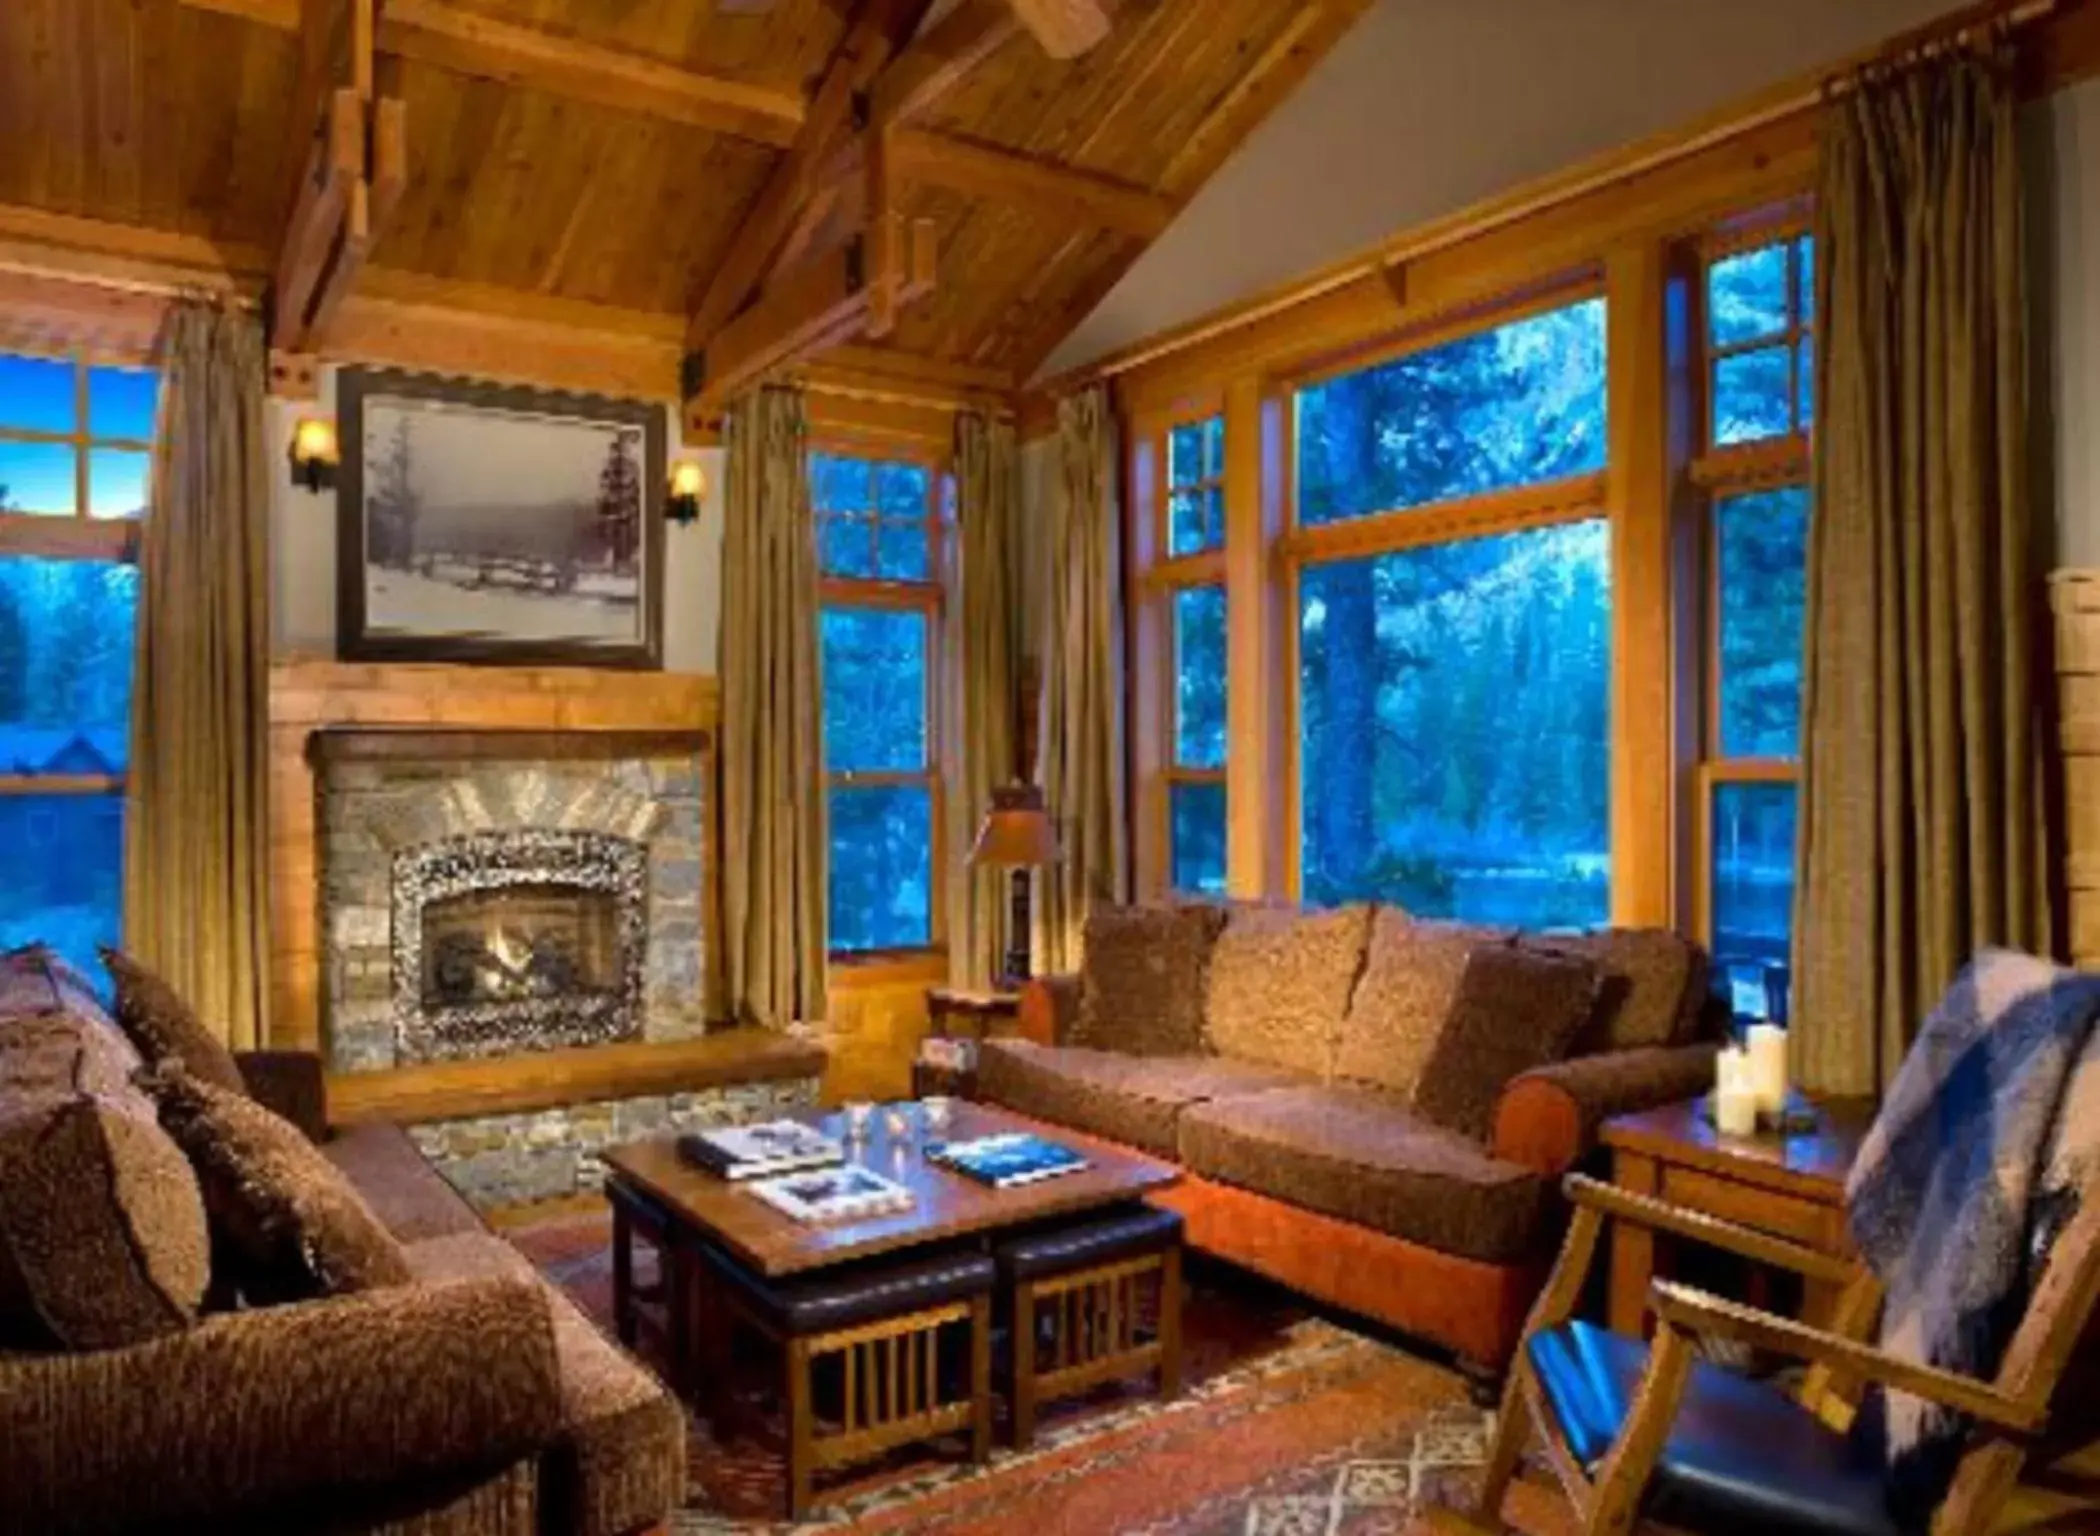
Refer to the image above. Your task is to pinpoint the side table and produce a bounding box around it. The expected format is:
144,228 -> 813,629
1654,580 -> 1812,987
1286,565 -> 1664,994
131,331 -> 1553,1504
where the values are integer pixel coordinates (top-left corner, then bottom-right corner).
1598,1096 -> 1871,1336
913,987 -> 1021,1098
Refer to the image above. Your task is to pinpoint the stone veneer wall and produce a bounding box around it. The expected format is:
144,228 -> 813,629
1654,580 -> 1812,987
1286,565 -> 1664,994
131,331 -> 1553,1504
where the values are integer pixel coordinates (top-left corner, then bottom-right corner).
410,1076 -> 821,1210
320,750 -> 708,1072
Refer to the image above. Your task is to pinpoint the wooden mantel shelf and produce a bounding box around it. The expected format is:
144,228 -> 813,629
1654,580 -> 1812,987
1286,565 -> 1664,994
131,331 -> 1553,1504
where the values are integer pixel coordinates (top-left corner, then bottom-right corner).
326,1028 -> 828,1127
305,725 -> 709,766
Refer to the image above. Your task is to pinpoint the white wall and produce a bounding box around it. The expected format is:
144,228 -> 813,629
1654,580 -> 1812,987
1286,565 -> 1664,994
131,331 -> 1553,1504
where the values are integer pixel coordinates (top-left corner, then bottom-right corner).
1044,0 -> 1952,376
267,368 -> 724,672
2032,77 -> 2100,569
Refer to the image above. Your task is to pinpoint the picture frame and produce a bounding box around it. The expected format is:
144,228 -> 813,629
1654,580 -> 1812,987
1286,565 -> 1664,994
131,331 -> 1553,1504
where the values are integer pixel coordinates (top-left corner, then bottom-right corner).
335,368 -> 666,668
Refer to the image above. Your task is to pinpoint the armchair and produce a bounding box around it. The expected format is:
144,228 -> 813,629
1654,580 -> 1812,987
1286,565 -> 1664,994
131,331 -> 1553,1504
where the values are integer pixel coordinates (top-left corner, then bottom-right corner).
1463,1173 -> 2100,1536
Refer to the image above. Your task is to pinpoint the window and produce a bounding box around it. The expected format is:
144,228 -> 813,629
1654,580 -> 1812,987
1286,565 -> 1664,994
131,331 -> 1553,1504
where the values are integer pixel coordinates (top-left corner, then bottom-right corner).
1697,229 -> 1813,1018
1168,584 -> 1226,894
814,449 -> 944,954
1706,233 -> 1814,448
0,350 -> 154,979
1299,522 -> 1611,924
1166,416 -> 1224,556
1295,297 -> 1607,527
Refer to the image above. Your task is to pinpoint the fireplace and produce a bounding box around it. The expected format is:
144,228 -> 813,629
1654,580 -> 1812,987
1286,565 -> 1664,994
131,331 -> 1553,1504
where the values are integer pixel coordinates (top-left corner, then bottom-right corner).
392,828 -> 649,1063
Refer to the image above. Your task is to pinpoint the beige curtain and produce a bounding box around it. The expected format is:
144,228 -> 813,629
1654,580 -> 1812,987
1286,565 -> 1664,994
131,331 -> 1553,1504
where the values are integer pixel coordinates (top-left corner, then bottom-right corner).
1792,48 -> 2051,1096
1034,387 -> 1127,973
945,412 -> 1022,990
123,299 -> 272,1050
720,385 -> 828,1026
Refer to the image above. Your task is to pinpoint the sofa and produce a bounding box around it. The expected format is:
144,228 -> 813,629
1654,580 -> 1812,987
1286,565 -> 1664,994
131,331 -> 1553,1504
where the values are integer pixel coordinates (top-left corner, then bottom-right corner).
973,902 -> 1722,1376
0,947 -> 684,1536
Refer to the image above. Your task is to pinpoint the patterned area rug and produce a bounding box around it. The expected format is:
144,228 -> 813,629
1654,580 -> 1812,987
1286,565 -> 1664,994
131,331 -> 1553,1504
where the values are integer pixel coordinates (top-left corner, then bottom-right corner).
508,1211 -> 1578,1534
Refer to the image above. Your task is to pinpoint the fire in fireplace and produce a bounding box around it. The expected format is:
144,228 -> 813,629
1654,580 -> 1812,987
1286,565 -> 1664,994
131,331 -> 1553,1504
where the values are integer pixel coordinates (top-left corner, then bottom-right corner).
391,829 -> 648,1063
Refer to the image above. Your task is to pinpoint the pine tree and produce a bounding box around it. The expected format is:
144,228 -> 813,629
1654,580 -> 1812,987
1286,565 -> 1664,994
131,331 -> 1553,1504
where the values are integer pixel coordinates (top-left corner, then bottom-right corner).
596,431 -> 642,569
368,415 -> 419,567
0,573 -> 25,723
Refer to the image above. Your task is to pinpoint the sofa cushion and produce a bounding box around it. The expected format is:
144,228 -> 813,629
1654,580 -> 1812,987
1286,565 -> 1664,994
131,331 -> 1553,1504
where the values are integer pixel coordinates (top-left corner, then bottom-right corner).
976,1039 -> 1309,1158
0,1017 -> 210,1350
1333,914 -> 1514,1096
147,1067 -> 415,1303
1177,1084 -> 1553,1264
404,1232 -> 688,1536
325,1120 -> 486,1242
1520,927 -> 1710,1052
1071,901 -> 1229,1056
1412,944 -> 1599,1142
1203,903 -> 1372,1078
99,948 -> 248,1095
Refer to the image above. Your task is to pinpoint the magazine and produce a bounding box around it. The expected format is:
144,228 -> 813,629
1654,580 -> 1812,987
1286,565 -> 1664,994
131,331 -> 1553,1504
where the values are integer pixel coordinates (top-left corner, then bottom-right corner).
679,1119 -> 844,1181
748,1165 -> 916,1224
929,1132 -> 1089,1189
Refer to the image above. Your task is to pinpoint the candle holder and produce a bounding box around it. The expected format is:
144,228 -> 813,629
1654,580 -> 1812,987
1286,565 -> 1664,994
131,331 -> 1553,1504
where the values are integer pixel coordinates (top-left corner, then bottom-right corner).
1698,1088 -> 1822,1137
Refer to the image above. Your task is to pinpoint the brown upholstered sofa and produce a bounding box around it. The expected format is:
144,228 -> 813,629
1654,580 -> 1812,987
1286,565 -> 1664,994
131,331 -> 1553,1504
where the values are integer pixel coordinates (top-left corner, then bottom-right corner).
0,952 -> 684,1536
974,903 -> 1722,1376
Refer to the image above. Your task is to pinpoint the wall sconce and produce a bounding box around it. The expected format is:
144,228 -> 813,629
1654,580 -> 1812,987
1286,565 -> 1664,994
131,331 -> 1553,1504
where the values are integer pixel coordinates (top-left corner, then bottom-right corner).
288,415 -> 340,494
667,458 -> 706,527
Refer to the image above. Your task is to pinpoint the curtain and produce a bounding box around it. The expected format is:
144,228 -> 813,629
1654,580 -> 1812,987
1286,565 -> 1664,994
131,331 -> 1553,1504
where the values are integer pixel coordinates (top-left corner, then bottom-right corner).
123,299 -> 272,1050
945,412 -> 1022,990
1034,386 -> 1127,973
720,385 -> 827,1026
1792,48 -> 2052,1096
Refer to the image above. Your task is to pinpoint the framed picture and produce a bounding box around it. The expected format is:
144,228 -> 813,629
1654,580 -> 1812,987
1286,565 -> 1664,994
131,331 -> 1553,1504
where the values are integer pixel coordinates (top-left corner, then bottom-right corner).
336,368 -> 665,668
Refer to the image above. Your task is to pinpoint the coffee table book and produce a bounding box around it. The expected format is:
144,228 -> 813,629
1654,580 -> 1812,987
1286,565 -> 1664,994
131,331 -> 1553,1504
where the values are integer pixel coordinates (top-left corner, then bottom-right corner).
678,1119 -> 844,1181
929,1132 -> 1089,1188
748,1165 -> 915,1224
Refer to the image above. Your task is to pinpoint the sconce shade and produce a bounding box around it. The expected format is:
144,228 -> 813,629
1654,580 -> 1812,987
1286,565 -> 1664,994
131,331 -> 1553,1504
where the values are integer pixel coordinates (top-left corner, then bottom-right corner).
288,415 -> 340,494
969,783 -> 1059,869
667,458 -> 706,527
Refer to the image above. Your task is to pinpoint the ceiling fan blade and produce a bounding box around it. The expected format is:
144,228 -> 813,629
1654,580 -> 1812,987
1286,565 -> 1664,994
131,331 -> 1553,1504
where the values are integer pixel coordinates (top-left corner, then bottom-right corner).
1008,0 -> 1110,59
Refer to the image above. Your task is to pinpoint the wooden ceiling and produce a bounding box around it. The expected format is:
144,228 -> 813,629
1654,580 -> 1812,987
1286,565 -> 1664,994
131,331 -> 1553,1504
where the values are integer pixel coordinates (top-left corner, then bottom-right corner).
0,0 -> 1373,396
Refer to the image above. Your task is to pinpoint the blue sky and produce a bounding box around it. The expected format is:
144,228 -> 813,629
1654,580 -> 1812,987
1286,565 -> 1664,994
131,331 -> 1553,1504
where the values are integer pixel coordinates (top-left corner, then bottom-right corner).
0,357 -> 157,517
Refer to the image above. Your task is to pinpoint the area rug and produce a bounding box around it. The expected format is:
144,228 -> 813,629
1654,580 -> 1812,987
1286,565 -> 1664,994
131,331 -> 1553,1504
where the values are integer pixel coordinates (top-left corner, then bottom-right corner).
509,1210 -> 1578,1534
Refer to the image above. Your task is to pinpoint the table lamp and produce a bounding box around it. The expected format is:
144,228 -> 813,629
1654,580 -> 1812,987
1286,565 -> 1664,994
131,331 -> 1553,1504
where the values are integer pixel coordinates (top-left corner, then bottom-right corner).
968,783 -> 1060,988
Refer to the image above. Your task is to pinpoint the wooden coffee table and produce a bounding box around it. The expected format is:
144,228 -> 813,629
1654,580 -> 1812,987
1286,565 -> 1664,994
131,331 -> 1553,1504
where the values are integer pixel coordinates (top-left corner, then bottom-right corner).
604,1102 -> 1179,1281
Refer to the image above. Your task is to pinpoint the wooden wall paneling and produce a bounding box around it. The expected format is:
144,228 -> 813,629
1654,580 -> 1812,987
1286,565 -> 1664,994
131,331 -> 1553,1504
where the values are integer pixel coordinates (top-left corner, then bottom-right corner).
1604,241 -> 1680,929
2055,572 -> 2100,970
821,956 -> 946,1103
266,660 -> 721,1051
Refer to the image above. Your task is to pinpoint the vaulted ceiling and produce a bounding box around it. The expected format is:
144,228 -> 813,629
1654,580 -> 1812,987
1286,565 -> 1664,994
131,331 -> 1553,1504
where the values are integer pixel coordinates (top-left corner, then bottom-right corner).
0,0 -> 1375,388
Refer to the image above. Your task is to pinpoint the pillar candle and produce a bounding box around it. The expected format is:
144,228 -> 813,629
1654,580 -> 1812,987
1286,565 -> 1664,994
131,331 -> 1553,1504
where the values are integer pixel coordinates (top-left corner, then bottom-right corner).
1746,1023 -> 1789,1117
1714,1083 -> 1758,1137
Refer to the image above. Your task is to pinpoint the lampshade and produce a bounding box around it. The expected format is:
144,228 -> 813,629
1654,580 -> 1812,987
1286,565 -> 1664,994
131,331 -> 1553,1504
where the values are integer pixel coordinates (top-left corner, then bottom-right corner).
969,784 -> 1059,868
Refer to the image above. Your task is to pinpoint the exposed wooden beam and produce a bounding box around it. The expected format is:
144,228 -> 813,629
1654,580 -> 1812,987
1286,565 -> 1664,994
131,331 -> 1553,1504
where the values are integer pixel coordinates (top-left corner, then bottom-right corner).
1007,0 -> 1109,60
869,0 -> 1022,124
178,0 -> 301,27
0,204 -> 269,290
684,0 -> 938,355
273,84 -> 366,348
688,217 -> 937,420
891,127 -> 1172,237
377,0 -> 806,147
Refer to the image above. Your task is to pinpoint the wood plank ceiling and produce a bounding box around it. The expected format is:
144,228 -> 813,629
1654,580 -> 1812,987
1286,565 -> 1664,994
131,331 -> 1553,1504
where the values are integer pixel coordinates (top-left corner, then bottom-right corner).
0,0 -> 1372,384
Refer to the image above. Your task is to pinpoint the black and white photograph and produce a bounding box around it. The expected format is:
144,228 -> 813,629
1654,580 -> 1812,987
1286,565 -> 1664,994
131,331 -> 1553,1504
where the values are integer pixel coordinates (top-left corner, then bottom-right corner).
335,368 -> 665,667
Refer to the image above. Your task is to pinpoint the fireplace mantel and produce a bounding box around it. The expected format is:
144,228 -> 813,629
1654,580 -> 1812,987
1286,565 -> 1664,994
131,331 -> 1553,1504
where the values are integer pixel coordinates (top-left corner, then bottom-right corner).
306,726 -> 709,767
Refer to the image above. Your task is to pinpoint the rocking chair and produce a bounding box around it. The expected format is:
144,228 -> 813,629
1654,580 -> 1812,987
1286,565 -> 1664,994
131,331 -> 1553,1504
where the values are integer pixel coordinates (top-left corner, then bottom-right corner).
1458,1172 -> 2100,1535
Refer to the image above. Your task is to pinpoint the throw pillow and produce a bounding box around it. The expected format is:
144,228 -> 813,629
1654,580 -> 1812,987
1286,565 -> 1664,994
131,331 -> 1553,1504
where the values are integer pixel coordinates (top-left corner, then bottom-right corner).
1203,903 -> 1372,1079
0,1018 -> 210,1351
1520,927 -> 1710,1053
1071,902 -> 1229,1056
145,1066 -> 413,1304
0,942 -> 120,1030
1333,914 -> 1514,1096
99,948 -> 248,1096
1411,944 -> 1600,1143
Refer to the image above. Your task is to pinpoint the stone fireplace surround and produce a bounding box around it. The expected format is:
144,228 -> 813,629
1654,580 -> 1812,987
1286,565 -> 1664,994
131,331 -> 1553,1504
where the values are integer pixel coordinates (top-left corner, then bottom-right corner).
310,725 -> 820,1208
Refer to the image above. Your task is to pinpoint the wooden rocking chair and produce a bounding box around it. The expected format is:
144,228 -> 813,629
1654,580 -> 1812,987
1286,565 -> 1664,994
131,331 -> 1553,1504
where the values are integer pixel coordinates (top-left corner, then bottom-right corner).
1457,1172 -> 2100,1535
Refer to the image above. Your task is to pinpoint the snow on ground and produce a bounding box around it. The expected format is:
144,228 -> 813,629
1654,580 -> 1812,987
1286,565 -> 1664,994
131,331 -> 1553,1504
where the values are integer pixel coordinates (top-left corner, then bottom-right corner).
369,569 -> 638,643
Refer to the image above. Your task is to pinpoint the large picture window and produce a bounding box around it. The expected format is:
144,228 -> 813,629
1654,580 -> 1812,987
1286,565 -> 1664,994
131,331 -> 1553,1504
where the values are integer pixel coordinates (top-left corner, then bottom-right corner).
1169,582 -> 1226,894
1299,522 -> 1610,923
814,449 -> 944,954
1696,228 -> 1814,1019
0,351 -> 153,977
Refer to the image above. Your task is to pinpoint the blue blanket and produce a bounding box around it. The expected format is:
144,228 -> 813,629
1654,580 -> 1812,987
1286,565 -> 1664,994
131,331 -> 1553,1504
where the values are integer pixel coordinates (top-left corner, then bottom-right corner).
1845,949 -> 2100,1514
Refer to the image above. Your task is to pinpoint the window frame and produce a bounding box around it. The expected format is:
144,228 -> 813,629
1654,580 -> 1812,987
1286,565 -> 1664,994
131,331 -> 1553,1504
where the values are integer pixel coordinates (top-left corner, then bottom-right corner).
1278,277 -> 1614,911
813,435 -> 950,962
0,344 -> 151,971
1130,403 -> 1230,898
1685,215 -> 1813,982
